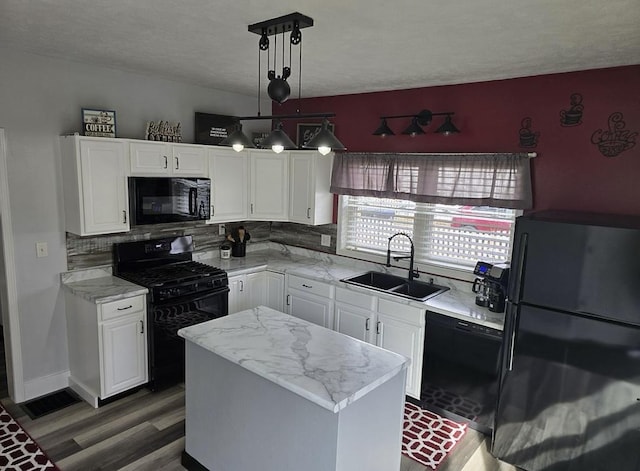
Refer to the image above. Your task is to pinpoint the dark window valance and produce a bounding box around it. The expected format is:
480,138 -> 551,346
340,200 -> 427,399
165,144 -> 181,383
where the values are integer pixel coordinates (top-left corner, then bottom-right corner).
330,152 -> 533,209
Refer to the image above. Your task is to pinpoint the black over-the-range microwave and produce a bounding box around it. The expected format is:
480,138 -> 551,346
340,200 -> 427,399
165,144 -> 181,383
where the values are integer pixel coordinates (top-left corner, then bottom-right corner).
128,177 -> 211,226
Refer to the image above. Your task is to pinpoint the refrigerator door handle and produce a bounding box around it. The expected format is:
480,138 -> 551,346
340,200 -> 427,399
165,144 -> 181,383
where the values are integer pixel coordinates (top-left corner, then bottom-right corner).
510,232 -> 528,301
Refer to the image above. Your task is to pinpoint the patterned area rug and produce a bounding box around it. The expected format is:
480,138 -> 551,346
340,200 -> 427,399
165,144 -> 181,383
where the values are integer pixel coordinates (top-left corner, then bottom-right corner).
403,402 -> 467,470
0,402 -> 60,470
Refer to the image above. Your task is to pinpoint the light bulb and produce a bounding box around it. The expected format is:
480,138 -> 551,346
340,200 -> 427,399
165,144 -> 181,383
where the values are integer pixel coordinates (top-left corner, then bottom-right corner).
232,143 -> 244,152
272,144 -> 284,154
318,146 -> 332,156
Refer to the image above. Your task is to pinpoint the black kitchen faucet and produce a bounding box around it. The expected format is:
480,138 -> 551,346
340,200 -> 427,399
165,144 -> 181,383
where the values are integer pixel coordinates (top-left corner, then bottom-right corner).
386,232 -> 420,281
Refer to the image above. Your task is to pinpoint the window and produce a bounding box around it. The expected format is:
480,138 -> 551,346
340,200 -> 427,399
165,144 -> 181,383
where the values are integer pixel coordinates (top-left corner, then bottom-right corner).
338,195 -> 517,271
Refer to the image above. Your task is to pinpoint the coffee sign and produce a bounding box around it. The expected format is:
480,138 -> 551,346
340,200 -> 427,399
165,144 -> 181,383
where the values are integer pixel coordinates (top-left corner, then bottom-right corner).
82,108 -> 116,138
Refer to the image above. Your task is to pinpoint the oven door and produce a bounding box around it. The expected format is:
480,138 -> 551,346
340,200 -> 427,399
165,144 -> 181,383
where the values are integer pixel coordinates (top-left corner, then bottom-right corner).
148,287 -> 228,390
129,177 -> 211,226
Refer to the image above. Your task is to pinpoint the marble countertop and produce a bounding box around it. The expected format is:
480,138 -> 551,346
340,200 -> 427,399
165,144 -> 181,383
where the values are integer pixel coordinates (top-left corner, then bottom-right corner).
200,249 -> 505,330
178,306 -> 409,413
61,268 -> 148,304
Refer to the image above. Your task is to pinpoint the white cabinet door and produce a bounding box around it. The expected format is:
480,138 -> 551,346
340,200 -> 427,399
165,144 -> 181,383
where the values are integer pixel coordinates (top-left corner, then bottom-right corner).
172,145 -> 207,176
249,151 -> 289,221
376,312 -> 422,398
265,272 -> 285,312
288,150 -> 334,226
228,275 -> 244,314
130,141 -> 170,175
289,152 -> 313,224
79,139 -> 130,235
208,149 -> 248,223
334,302 -> 374,343
287,288 -> 334,328
246,272 -> 267,309
101,311 -> 147,398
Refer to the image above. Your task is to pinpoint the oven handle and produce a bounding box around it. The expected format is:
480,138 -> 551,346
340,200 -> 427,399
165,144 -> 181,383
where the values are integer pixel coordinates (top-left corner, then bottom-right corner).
154,287 -> 229,308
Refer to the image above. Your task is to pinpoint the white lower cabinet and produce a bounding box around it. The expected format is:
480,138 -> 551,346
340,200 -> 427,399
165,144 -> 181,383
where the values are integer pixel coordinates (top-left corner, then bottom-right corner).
334,287 -> 424,399
101,310 -> 147,397
334,287 -> 377,343
65,292 -> 148,407
265,271 -> 285,312
286,275 -> 334,329
228,271 -> 285,314
375,299 -> 425,399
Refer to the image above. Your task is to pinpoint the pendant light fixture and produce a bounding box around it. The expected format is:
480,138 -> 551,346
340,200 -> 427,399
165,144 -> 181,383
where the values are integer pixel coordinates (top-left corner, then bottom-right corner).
260,120 -> 297,153
219,13 -> 345,155
373,118 -> 395,137
435,115 -> 460,135
219,123 -> 255,152
373,109 -> 459,138
303,118 -> 347,155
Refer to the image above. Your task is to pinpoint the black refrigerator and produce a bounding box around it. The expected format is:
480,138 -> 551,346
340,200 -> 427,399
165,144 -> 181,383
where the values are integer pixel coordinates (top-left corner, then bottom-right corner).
492,210 -> 640,471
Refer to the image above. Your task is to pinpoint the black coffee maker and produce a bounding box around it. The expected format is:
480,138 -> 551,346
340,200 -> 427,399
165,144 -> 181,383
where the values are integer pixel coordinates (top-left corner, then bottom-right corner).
472,261 -> 510,313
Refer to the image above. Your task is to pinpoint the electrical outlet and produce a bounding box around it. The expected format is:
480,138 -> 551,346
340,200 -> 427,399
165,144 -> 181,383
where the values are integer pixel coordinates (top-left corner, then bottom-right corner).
36,242 -> 48,258
218,224 -> 226,236
321,234 -> 331,247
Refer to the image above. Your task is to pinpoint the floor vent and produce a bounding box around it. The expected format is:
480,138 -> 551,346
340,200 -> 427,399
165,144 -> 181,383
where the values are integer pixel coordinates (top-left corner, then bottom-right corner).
21,389 -> 81,419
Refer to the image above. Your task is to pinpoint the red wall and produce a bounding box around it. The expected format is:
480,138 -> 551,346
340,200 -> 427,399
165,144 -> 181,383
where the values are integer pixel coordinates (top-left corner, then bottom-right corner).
276,66 -> 640,215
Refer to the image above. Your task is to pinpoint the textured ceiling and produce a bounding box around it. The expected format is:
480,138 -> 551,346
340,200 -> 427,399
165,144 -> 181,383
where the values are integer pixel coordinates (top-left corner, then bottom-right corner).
1,0 -> 639,98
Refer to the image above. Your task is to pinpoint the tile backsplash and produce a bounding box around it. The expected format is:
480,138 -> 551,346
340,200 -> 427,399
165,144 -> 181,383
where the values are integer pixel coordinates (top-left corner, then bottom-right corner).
66,221 -> 337,271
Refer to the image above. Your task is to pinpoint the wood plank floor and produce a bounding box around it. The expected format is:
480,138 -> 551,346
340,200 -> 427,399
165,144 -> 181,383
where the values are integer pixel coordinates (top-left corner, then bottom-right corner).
0,383 -> 517,471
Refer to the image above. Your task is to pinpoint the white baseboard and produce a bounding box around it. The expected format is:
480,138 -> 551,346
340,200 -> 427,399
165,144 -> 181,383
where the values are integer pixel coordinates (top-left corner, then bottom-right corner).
68,377 -> 99,408
23,370 -> 70,402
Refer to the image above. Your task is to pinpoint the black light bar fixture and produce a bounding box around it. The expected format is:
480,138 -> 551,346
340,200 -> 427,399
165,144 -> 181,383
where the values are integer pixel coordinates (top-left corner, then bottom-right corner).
373,109 -> 459,138
219,12 -> 346,155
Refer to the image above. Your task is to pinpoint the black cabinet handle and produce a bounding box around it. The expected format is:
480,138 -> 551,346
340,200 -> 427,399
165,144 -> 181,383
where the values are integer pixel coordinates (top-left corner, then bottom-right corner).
365,318 -> 370,331
140,320 -> 144,334
175,156 -> 179,170
302,284 -> 312,289
122,210 -> 127,224
117,305 -> 133,311
163,156 -> 168,169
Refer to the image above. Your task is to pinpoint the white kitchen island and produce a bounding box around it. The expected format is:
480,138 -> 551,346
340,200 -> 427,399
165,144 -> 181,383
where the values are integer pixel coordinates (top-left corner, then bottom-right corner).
178,306 -> 409,471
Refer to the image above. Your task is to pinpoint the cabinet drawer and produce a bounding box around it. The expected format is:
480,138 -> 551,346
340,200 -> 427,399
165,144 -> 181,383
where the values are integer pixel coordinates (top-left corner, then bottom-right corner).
100,296 -> 145,322
335,286 -> 376,310
287,275 -> 332,299
377,298 -> 424,326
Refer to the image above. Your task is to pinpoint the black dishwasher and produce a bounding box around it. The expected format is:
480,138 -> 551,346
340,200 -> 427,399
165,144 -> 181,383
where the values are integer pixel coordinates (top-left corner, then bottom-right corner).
419,311 -> 503,434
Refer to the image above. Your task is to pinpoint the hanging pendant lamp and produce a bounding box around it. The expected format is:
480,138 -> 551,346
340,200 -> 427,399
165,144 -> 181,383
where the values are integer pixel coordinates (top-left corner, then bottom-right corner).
436,115 -> 460,135
303,118 -> 347,155
261,120 -> 297,153
219,123 -> 255,152
373,118 -> 395,137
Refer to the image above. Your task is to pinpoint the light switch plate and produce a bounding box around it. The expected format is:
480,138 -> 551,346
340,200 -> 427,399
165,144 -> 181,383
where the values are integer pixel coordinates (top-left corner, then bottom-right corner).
218,224 -> 226,236
321,235 -> 331,247
36,242 -> 48,258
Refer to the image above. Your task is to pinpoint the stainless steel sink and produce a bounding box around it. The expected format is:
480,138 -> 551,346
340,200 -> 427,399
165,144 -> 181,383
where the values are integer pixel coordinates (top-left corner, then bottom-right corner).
342,271 -> 449,301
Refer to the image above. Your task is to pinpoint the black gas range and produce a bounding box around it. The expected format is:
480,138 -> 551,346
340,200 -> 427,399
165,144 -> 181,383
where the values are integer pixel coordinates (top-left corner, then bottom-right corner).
114,235 -> 229,390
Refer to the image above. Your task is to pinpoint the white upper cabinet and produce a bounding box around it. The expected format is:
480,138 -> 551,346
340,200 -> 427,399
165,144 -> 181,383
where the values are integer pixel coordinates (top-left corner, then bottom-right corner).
60,136 -> 130,236
289,151 -> 334,225
172,144 -> 208,176
130,141 -> 207,177
249,150 -> 289,221
208,148 -> 249,223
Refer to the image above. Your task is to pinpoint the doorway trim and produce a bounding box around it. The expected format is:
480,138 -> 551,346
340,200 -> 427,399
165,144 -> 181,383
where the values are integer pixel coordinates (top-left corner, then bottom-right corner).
0,128 -> 25,402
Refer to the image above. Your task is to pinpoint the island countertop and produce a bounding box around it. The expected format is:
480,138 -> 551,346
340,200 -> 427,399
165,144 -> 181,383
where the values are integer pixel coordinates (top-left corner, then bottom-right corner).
178,306 -> 409,413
